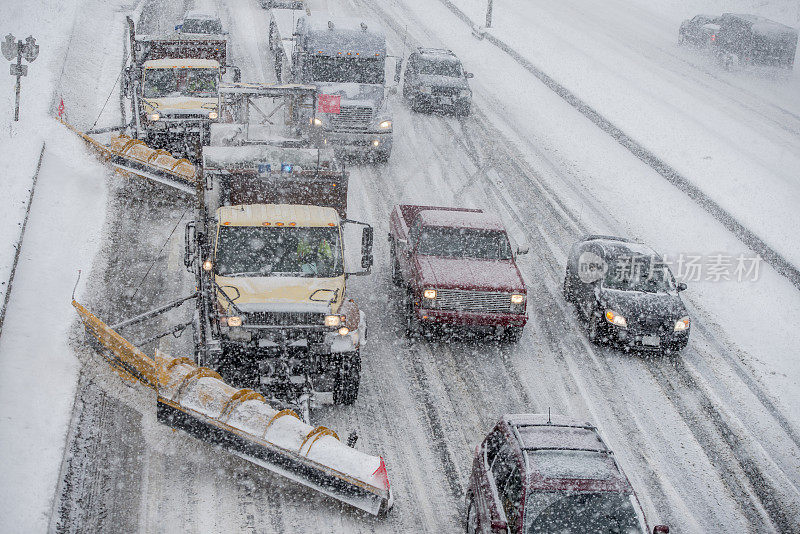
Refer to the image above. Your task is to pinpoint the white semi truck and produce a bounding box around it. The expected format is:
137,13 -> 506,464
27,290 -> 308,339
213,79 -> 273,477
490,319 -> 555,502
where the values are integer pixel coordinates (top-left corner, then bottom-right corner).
267,5 -> 401,161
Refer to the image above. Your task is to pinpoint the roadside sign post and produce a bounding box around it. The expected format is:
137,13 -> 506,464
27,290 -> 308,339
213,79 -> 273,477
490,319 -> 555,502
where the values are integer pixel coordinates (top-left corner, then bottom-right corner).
486,0 -> 493,28
2,34 -> 39,121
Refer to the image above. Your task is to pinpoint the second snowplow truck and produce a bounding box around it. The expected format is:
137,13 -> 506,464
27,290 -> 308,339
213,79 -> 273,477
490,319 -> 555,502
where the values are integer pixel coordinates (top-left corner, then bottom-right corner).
186,147 -> 373,409
123,16 -> 239,156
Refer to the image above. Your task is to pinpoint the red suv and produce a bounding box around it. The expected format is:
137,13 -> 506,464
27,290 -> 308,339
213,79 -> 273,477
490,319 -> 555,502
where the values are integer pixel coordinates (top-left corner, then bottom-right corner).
466,414 -> 669,534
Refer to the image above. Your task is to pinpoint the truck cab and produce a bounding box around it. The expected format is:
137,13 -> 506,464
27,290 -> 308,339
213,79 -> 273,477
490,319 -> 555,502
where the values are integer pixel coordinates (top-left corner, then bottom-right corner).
269,13 -> 399,161
389,205 -> 528,341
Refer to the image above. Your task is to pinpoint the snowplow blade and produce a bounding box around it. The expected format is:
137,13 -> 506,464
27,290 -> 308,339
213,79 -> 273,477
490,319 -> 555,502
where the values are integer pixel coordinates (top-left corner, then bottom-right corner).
72,300 -> 393,516
58,119 -> 199,194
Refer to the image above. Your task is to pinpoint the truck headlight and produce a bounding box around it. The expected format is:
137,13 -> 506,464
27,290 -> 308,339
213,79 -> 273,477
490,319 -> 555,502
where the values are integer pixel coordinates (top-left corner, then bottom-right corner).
202,260 -> 213,271
310,117 -> 323,126
423,289 -> 437,299
604,309 -> 627,328
338,326 -> 350,336
379,120 -> 392,129
674,316 -> 690,331
324,315 -> 341,327
208,111 -> 218,119
226,316 -> 242,327
459,89 -> 471,98
510,294 -> 525,304
148,113 -> 160,121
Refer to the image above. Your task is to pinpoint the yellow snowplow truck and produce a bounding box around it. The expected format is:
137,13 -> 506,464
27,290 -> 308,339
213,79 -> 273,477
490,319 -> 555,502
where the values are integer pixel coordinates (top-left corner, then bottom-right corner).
122,16 -> 240,159
186,202 -> 373,418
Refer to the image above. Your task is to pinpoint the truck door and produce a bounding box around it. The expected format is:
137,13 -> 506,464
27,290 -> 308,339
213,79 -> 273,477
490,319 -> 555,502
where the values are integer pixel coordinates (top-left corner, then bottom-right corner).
401,217 -> 422,282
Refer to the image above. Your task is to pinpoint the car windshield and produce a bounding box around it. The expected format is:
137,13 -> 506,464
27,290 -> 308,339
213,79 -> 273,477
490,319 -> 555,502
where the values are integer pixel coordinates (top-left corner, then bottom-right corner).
525,492 -> 646,534
417,227 -> 512,260
182,18 -> 223,34
603,254 -> 675,293
143,68 -> 218,98
215,226 -> 342,278
419,58 -> 463,77
310,56 -> 385,84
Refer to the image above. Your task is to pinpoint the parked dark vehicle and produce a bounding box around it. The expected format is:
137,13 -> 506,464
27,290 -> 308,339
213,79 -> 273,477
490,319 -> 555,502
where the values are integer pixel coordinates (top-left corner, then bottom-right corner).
678,14 -> 720,47
714,13 -> 798,69
403,47 -> 473,116
563,235 -> 690,353
466,414 -> 670,534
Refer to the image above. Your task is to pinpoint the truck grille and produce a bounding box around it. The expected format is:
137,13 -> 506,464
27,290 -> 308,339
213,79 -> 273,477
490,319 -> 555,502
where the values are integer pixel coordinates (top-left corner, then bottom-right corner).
330,106 -> 372,130
435,289 -> 515,314
244,311 -> 325,326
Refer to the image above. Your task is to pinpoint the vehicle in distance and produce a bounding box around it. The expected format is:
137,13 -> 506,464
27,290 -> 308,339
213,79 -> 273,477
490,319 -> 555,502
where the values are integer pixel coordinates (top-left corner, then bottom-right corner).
403,47 -> 473,116
466,413 -> 670,534
678,14 -> 720,47
713,13 -> 798,69
563,235 -> 690,353
388,205 -> 528,341
177,11 -> 225,35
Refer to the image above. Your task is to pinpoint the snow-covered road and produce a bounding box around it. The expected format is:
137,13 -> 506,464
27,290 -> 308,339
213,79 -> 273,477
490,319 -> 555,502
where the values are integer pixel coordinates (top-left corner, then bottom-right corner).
3,0 -> 798,532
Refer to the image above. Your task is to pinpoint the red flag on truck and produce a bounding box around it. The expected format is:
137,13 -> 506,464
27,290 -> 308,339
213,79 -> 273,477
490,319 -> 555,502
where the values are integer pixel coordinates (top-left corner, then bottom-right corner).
317,94 -> 341,114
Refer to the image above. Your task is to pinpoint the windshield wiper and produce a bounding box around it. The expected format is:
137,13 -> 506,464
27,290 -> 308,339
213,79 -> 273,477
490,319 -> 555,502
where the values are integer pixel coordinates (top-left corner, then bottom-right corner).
221,271 -> 264,277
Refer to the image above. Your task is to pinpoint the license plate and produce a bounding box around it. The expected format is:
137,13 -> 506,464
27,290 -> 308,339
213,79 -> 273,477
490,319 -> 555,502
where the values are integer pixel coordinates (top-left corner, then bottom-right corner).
642,335 -> 661,347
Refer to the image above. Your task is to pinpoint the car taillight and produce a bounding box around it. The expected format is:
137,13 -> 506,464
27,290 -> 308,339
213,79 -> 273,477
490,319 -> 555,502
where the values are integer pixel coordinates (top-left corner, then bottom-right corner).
711,34 -> 716,41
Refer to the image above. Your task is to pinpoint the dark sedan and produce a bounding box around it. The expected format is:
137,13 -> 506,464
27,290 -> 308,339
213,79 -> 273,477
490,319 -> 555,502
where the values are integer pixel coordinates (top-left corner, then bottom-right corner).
563,235 -> 690,353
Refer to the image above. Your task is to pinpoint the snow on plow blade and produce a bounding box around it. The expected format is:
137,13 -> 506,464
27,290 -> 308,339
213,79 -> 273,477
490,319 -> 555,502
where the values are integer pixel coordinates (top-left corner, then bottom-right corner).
57,118 -> 198,194
73,300 -> 393,516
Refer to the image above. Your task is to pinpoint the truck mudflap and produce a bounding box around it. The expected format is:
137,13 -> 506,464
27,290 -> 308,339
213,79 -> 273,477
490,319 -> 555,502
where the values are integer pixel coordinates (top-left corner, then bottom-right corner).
57,118 -> 199,194
73,300 -> 393,516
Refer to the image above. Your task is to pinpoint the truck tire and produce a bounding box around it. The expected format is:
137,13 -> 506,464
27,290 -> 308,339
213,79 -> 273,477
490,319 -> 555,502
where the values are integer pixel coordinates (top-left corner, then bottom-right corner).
390,240 -> 403,286
503,326 -> 524,343
333,351 -> 361,405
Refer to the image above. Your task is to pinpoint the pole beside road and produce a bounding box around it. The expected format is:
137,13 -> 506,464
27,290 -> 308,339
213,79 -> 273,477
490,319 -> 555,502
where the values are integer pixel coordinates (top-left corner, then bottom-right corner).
3,34 -> 39,121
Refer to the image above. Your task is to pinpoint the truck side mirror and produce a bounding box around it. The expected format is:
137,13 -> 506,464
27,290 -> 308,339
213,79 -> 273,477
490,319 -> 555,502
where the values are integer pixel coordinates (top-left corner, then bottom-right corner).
361,226 -> 374,269
653,527 -> 669,534
184,221 -> 197,270
677,282 -> 687,292
174,24 -> 182,32
465,72 -> 474,78
516,244 -> 529,255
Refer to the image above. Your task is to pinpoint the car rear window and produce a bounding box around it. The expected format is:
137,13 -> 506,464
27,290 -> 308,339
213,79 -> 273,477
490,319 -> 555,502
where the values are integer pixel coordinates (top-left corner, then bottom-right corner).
525,450 -> 616,481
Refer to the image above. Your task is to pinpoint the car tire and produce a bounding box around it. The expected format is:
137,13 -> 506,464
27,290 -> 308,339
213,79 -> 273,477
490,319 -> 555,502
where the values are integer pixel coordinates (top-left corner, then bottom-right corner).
333,351 -> 361,405
390,240 -> 403,287
465,495 -> 478,534
404,293 -> 423,338
503,326 -> 524,343
586,312 -> 602,345
563,275 -> 574,303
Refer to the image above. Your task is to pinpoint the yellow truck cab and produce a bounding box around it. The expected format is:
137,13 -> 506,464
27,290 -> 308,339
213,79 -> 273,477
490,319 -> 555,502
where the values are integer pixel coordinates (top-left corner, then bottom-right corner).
188,203 -> 373,406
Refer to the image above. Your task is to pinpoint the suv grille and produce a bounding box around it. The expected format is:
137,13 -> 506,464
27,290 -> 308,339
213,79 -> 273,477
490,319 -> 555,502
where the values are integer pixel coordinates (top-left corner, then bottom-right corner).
244,312 -> 325,326
436,289 -> 515,314
330,106 -> 372,130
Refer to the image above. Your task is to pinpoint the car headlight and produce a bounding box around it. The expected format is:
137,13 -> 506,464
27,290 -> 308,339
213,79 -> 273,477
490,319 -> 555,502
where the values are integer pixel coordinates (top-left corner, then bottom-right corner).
324,315 -> 341,327
226,316 -> 242,327
510,294 -> 525,304
419,86 -> 432,94
423,288 -> 437,299
459,89 -> 471,98
148,113 -> 160,121
379,120 -> 392,129
674,316 -> 690,331
604,309 -> 627,328
310,117 -> 323,126
208,111 -> 218,119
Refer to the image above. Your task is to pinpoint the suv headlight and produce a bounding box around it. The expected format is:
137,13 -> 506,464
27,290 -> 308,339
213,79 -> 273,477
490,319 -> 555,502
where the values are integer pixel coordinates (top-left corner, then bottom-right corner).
208,111 -> 218,119
459,89 -> 471,98
310,117 -> 323,126
324,315 -> 341,327
379,120 -> 392,129
674,316 -> 690,331
423,288 -> 437,300
604,309 -> 627,328
148,112 -> 160,121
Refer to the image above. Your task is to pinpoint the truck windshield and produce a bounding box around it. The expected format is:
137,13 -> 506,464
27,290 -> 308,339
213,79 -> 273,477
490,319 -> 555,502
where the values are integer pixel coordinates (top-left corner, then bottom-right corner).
215,226 -> 342,278
143,68 -> 218,98
602,254 -> 676,293
525,492 -> 646,534
417,227 -> 512,260
419,59 -> 463,77
182,19 -> 223,34
310,56 -> 385,84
